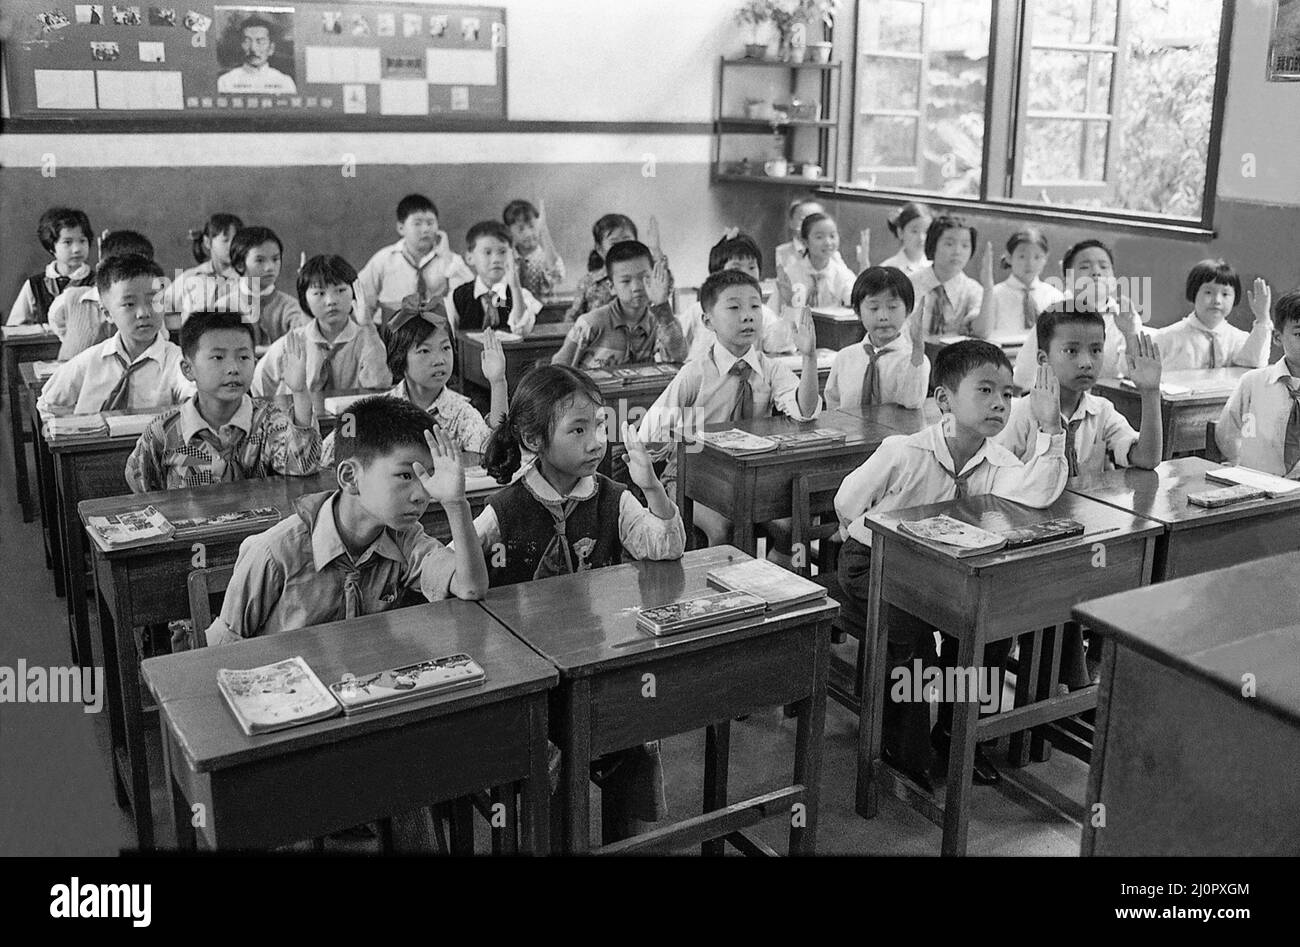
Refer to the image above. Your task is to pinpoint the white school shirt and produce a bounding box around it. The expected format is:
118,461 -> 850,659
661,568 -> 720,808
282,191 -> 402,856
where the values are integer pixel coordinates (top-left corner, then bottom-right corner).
1150,312 -> 1272,372
824,336 -> 929,411
640,340 -> 819,444
834,421 -> 1068,547
251,319 -> 391,397
37,333 -> 192,418
216,63 -> 298,95
781,253 -> 856,307
443,276 -> 540,336
997,390 -> 1138,477
7,261 -> 93,325
1215,358 -> 1300,477
356,236 -> 475,323
910,266 -> 983,335
677,300 -> 793,362
776,240 -> 844,274
877,249 -> 930,277
1012,303 -> 1133,391
985,276 -> 1066,336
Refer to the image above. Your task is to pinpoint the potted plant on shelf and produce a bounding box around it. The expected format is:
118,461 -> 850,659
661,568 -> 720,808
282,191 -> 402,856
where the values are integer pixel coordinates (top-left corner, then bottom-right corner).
734,1 -> 772,59
777,0 -> 838,63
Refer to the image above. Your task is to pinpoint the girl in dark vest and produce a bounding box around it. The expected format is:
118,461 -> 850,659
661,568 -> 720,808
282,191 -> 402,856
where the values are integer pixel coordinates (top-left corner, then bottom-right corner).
479,364 -> 686,841
7,207 -> 95,326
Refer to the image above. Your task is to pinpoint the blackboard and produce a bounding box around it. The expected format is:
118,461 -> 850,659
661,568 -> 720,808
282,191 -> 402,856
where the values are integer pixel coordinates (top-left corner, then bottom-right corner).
1,0 -> 506,125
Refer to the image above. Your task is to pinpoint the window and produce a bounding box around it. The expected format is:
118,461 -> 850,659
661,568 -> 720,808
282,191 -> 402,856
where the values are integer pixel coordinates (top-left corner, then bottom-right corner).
849,0 -> 1230,225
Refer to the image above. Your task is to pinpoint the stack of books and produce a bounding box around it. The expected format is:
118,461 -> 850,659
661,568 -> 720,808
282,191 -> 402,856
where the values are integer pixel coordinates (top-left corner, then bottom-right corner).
85,505 -> 281,551
694,427 -> 846,455
706,558 -> 828,614
1204,466 -> 1300,497
896,513 -> 1084,558
45,414 -> 108,437
636,590 -> 767,637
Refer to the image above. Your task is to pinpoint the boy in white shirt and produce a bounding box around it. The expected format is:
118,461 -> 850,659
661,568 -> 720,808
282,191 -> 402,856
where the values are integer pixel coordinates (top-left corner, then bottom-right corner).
1152,260 -> 1271,370
824,266 -> 929,411
835,340 -> 1067,788
678,232 -> 794,362
443,221 -> 540,336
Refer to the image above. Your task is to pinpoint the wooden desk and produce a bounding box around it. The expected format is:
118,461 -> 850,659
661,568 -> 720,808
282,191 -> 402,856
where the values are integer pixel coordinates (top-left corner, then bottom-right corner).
857,493 -> 1162,855
1092,369 -> 1247,459
22,366 -> 64,595
1074,552 -> 1300,855
3,326 -> 61,522
677,406 -> 930,556
82,472 -> 499,850
459,323 -> 571,393
142,600 -> 557,851
478,546 -> 838,854
1068,456 -> 1300,581
774,349 -> 836,396
811,306 -> 865,351
590,364 -> 680,416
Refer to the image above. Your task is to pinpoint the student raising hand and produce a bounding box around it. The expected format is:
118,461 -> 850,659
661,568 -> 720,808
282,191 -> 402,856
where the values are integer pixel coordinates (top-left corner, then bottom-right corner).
480,326 -> 506,385
647,255 -> 672,307
907,293 -> 927,365
1126,333 -> 1163,391
412,427 -> 467,504
646,215 -> 663,260
857,227 -> 871,270
623,420 -> 675,519
1248,277 -> 1272,326
792,306 -> 816,356
979,240 -> 995,290
1114,287 -> 1141,338
1029,363 -> 1064,434
280,330 -> 312,391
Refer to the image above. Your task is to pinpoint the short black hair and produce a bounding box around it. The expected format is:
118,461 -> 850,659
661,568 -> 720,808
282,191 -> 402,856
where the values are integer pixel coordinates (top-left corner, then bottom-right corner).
1035,303 -> 1106,354
1061,238 -> 1113,274
38,207 -> 93,254
933,339 -> 1011,392
699,269 -> 761,312
1184,258 -> 1242,304
708,233 -> 762,274
333,395 -> 437,468
95,254 -> 163,296
886,202 -> 932,239
180,310 -> 255,360
1273,289 -> 1300,333
465,220 -> 512,253
604,239 -> 654,273
502,199 -> 538,226
924,215 -> 977,261
851,266 -> 914,314
297,254 -> 358,312
786,196 -> 823,221
386,312 -> 451,380
191,212 -> 243,264
799,212 -> 833,244
396,193 -> 438,222
100,230 -> 154,260
229,226 -> 282,275
238,15 -> 275,35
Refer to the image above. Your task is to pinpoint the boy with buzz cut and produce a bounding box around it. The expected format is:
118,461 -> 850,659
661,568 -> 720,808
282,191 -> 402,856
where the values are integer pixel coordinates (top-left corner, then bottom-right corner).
38,254 -> 194,418
835,341 -> 1068,790
678,231 -> 795,362
1217,289 -> 1300,477
7,207 -> 95,327
125,310 -> 321,493
50,229 -> 156,360
552,240 -> 688,369
444,220 -> 541,336
825,265 -> 930,411
356,193 -> 474,326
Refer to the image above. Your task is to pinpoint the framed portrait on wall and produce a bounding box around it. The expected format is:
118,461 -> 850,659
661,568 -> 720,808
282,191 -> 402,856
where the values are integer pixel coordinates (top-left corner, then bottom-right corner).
1268,0 -> 1300,80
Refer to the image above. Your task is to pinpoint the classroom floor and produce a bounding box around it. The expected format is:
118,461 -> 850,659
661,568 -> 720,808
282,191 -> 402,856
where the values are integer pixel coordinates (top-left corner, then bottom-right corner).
0,410 -> 1087,856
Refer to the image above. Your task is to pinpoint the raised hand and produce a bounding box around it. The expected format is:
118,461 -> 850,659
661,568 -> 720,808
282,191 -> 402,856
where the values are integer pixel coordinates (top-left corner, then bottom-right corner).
792,306 -> 816,356
480,327 -> 507,385
979,240 -> 995,290
647,254 -> 672,307
646,216 -> 663,260
857,227 -> 871,269
505,243 -> 522,289
412,427 -> 466,505
908,293 -> 926,350
1248,277 -> 1272,325
1126,333 -> 1163,392
280,331 -> 311,392
1029,363 -> 1063,433
1114,290 -> 1140,337
623,421 -> 658,492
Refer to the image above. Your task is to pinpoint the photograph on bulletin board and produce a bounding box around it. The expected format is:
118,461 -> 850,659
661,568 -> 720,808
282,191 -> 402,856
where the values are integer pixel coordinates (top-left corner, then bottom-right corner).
1268,0 -> 1300,80
0,0 -> 507,125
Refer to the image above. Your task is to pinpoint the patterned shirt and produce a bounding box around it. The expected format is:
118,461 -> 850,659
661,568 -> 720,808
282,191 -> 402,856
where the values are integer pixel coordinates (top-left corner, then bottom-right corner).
320,381 -> 492,465
125,394 -> 322,493
551,298 -> 687,369
516,246 -> 566,299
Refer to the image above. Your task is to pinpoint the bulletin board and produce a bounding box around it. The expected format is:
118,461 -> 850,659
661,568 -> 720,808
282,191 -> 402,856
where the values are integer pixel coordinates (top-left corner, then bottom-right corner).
1,0 -> 506,126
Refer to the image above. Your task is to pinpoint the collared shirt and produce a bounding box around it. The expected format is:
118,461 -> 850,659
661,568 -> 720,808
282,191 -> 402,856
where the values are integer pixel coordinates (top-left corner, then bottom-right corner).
213,283 -> 307,347
37,333 -> 193,418
776,241 -> 846,275
205,490 -> 455,644
824,336 -> 929,411
996,390 -> 1138,477
551,297 -> 687,369
1151,311 -> 1272,371
443,276 -> 540,336
320,380 -> 491,465
356,236 -> 474,323
7,260 -> 93,326
516,246 -> 566,299
125,394 -> 322,493
216,63 -> 298,95
49,285 -> 171,359
677,299 -> 793,362
564,262 -> 678,322
251,318 -> 391,397
835,420 -> 1068,546
780,253 -> 856,307
1216,357 -> 1300,477
877,249 -> 930,277
986,275 -> 1066,336
910,266 -> 984,335
159,260 -> 240,315
1012,301 -> 1133,390
641,340 -> 820,443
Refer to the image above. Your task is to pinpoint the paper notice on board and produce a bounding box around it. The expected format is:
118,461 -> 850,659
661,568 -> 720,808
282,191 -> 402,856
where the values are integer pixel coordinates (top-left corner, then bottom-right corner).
34,70 -> 98,109
425,48 -> 496,85
342,84 -> 367,114
379,79 -> 428,115
96,71 -> 184,109
305,46 -> 381,84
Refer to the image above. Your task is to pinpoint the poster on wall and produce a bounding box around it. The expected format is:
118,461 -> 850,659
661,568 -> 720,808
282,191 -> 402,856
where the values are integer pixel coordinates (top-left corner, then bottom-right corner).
1268,0 -> 1300,80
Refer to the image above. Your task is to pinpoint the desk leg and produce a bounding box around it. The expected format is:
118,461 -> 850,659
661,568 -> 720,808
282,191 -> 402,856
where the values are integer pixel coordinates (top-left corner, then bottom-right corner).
702,722 -> 730,856
520,695 -> 550,855
106,560 -> 154,851
1162,403 -> 1178,461
8,368 -> 34,523
675,443 -> 697,550
790,620 -> 830,855
161,732 -> 194,852
95,568 -> 130,811
449,797 -> 475,855
560,679 -> 592,854
1007,629 -> 1044,768
855,545 -> 888,819
733,473 -> 757,557
55,457 -> 92,668
941,629 -> 984,857
33,418 -> 63,595
1031,625 -> 1063,763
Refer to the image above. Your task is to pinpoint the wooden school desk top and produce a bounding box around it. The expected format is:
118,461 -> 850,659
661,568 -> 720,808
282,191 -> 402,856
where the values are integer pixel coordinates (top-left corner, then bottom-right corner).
1093,367 -> 1248,402
693,405 -> 931,461
1074,551 -> 1300,728
141,599 -> 557,773
477,545 -> 838,677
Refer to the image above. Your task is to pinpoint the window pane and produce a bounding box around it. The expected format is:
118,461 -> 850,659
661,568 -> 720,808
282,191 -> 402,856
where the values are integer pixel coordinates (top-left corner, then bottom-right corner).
1034,0 -> 1119,45
859,0 -> 923,52
1023,119 -> 1108,182
1028,50 -> 1113,113
860,57 -> 922,110
856,116 -> 918,168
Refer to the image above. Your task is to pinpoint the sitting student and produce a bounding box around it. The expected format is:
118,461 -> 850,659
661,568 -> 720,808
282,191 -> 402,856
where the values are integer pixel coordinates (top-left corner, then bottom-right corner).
321,300 -> 507,466
7,207 -> 94,326
213,225 -> 307,349
835,341 -> 1068,789
444,221 -> 540,336
430,365 -> 684,841
38,254 -> 193,418
1217,287 -> 1300,477
911,214 -> 982,336
677,231 -> 795,361
1152,260 -> 1271,370
125,310 -> 321,492
824,266 -> 930,411
503,198 -> 565,299
776,212 -> 856,308
1011,238 -> 1143,390
774,196 -> 843,274
873,201 -> 932,277
50,229 -> 155,360
552,240 -> 687,368
252,254 -> 390,396
971,228 -> 1065,340
564,214 -> 676,320
356,193 -> 474,325
158,212 -> 243,316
